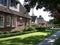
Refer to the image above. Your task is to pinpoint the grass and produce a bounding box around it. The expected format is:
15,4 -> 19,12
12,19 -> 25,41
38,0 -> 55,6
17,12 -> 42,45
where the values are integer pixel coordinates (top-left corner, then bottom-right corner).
0,32 -> 51,45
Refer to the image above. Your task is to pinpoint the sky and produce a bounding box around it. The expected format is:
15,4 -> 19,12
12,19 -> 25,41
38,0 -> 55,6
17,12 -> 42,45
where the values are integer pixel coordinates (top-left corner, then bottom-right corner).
19,0 -> 53,21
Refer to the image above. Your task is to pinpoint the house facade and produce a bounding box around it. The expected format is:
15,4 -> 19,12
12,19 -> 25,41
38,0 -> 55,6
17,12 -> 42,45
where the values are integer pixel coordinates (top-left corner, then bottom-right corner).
37,16 -> 47,27
31,15 -> 47,27
0,0 -> 31,32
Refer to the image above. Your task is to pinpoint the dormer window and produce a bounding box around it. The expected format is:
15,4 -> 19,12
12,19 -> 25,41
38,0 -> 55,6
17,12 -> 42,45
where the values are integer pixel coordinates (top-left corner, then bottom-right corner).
3,0 -> 7,6
0,0 -> 3,4
10,0 -> 18,8
0,0 -> 7,6
0,0 -> 19,11
9,0 -> 20,11
0,0 -> 19,8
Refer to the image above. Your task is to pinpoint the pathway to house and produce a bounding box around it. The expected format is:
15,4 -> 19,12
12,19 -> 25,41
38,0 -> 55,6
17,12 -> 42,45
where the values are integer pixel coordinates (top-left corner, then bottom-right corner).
36,30 -> 60,45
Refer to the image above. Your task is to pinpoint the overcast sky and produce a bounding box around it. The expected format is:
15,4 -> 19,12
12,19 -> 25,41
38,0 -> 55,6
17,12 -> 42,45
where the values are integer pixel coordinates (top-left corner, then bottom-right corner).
19,0 -> 53,21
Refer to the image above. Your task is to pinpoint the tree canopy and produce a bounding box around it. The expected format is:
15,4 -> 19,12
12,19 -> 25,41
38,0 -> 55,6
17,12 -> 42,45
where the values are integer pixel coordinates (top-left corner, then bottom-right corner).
24,0 -> 60,20
24,0 -> 60,12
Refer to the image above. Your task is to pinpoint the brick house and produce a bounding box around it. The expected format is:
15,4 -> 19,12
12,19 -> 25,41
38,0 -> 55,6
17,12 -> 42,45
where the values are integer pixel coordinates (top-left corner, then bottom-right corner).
0,0 -> 31,31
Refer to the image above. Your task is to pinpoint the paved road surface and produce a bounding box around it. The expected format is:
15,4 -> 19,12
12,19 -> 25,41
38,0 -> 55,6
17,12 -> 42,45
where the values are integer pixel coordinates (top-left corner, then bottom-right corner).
36,31 -> 60,45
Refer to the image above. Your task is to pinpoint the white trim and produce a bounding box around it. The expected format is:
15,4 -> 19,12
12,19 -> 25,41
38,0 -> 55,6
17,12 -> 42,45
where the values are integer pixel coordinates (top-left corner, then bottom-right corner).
0,0 -> 7,7
0,15 -> 4,28
6,25 -> 10,27
9,4 -> 20,12
12,17 -> 15,27
6,16 -> 11,27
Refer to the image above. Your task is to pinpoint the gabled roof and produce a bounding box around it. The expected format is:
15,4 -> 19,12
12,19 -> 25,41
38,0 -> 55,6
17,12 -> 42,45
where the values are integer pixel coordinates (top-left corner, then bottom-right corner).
15,0 -> 19,1
24,13 -> 31,19
37,16 -> 46,24
15,0 -> 19,2
31,16 -> 37,22
38,15 -> 44,19
19,3 -> 31,19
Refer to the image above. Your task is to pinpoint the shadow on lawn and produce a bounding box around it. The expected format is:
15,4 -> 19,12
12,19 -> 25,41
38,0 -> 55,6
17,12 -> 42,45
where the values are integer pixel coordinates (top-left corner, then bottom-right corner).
0,35 -> 47,45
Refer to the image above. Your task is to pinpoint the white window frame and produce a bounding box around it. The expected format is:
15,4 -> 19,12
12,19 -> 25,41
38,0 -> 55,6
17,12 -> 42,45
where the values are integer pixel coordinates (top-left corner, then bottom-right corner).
6,16 -> 11,27
9,0 -> 20,12
18,17 -> 23,26
3,0 -> 7,6
12,17 -> 15,27
0,15 -> 4,28
0,0 -> 8,7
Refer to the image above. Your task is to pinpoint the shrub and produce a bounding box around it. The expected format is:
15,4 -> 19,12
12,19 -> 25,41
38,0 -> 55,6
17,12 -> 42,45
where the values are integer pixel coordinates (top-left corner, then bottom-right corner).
3,32 -> 10,34
11,31 -> 20,33
0,32 -> 23,38
0,31 -> 3,34
0,30 -> 35,38
36,27 -> 47,31
23,27 -> 37,32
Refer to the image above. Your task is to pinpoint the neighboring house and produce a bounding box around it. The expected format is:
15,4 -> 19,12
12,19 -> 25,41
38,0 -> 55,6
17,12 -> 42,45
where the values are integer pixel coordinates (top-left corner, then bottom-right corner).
31,15 -> 47,27
0,0 -> 31,31
36,16 -> 47,27
47,21 -> 54,28
31,16 -> 37,26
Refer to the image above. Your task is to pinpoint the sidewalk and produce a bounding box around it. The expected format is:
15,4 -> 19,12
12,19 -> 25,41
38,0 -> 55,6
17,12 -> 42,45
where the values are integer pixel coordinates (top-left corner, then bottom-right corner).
36,31 -> 60,45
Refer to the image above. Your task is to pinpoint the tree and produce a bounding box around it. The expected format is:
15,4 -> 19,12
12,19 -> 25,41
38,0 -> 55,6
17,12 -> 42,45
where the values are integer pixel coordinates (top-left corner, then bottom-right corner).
24,0 -> 60,12
24,0 -> 60,22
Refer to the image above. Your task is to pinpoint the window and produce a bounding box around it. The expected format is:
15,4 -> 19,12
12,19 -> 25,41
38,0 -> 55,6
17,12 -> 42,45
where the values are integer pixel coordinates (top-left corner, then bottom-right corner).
0,15 -> 4,28
20,17 -> 23,23
0,0 -> 3,4
3,0 -> 7,6
18,17 -> 23,26
12,17 -> 15,27
10,0 -> 18,8
6,16 -> 11,27
0,0 -> 7,6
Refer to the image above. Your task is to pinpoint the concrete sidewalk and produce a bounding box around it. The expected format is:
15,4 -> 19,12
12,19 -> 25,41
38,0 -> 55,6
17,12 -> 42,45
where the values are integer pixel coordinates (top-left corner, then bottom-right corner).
36,31 -> 60,45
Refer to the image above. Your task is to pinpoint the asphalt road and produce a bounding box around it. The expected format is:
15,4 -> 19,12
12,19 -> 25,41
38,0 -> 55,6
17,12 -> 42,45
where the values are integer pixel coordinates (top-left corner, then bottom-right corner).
36,31 -> 60,45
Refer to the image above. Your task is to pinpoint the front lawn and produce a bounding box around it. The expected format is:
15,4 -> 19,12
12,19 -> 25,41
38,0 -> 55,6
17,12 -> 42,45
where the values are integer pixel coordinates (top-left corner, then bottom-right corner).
0,32 -> 50,45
